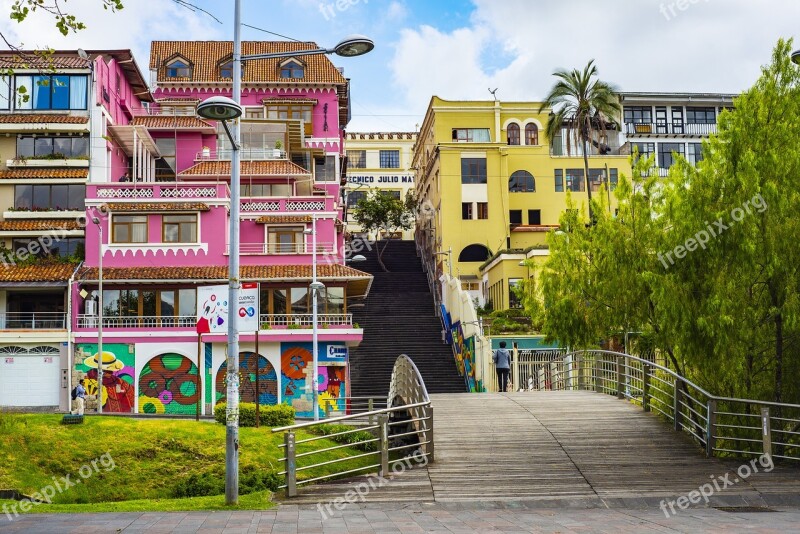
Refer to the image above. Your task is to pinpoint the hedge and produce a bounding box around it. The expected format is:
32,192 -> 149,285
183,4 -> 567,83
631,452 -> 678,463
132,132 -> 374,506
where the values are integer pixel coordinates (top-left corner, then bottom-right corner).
214,402 -> 295,428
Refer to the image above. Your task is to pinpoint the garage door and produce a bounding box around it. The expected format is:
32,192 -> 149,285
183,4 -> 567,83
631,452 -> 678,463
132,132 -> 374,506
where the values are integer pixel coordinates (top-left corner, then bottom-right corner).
0,346 -> 60,407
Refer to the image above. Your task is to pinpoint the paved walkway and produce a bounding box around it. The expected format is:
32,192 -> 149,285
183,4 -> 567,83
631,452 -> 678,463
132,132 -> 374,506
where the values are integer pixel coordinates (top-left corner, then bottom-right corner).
2,502 -> 800,533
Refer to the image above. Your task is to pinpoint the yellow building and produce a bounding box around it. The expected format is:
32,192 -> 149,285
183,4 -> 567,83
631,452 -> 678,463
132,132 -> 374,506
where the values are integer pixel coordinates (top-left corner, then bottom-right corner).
344,132 -> 417,240
413,97 -> 631,310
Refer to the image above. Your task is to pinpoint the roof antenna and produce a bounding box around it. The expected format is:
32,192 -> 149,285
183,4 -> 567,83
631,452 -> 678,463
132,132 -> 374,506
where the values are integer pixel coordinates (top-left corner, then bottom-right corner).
488,88 -> 498,101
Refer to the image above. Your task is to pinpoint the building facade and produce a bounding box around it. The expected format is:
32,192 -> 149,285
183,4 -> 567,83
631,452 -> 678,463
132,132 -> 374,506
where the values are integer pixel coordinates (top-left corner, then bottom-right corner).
344,132 -> 417,240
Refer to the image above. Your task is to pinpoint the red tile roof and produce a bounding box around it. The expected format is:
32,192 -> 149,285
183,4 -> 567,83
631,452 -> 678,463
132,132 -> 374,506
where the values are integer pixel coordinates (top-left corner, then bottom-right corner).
77,264 -> 371,281
0,219 -> 84,231
0,114 -> 89,124
179,160 -> 311,177
0,168 -> 88,179
132,115 -> 214,129
105,202 -> 210,212
150,41 -> 347,84
0,263 -> 78,283
0,53 -> 88,70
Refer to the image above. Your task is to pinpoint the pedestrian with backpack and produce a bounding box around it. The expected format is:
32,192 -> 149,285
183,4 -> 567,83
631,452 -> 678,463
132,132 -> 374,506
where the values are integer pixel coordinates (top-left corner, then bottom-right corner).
493,341 -> 511,392
71,379 -> 86,416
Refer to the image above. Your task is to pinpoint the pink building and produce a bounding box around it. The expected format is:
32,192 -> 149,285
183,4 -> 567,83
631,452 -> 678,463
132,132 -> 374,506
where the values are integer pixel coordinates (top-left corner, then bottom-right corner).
70,41 -> 371,416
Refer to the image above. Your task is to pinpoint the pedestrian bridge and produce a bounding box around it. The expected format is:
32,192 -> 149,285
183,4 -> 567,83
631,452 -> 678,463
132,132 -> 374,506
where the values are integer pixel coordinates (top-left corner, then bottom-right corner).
272,351 -> 800,507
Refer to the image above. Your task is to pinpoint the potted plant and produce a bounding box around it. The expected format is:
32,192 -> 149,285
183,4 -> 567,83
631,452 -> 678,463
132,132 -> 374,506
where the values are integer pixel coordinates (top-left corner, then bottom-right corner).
273,140 -> 283,158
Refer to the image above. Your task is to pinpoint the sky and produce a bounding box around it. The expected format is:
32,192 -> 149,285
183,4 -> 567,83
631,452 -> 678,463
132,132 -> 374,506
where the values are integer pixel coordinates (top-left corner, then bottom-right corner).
1,0 -> 799,132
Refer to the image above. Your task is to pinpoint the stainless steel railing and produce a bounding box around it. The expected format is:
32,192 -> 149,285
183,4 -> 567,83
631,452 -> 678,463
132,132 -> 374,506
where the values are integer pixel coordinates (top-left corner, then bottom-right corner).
536,350 -> 800,462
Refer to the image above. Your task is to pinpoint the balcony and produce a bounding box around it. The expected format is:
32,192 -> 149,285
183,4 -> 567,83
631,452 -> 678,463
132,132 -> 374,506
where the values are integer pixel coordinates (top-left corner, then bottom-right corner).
226,242 -> 337,256
196,148 -> 286,161
76,313 -> 354,329
260,313 -> 353,328
0,312 -> 66,329
625,122 -> 717,137
240,196 -> 331,213
77,315 -> 195,329
88,182 -> 229,202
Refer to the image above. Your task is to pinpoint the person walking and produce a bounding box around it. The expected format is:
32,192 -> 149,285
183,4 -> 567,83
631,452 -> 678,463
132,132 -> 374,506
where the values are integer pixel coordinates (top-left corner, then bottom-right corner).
73,379 -> 87,415
493,341 -> 511,392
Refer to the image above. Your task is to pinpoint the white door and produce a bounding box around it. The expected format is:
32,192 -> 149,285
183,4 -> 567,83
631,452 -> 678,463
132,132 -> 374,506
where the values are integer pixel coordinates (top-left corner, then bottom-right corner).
0,355 -> 60,406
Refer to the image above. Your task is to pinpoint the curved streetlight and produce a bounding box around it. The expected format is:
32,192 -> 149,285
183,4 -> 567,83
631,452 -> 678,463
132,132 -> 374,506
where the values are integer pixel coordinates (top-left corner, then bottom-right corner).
792,49 -> 800,65
196,96 -> 243,121
331,35 -> 375,57
346,254 -> 367,263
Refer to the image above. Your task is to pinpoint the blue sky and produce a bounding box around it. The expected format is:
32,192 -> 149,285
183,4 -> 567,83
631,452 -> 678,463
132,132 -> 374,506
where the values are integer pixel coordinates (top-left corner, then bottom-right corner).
3,0 -> 800,131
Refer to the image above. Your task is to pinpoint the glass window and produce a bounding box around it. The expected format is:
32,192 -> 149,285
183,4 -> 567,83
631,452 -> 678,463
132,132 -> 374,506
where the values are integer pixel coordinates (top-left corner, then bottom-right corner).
16,137 -> 34,158
32,185 -> 50,209
166,60 -> 191,78
159,291 -> 175,317
632,142 -> 655,162
379,150 -> 400,169
477,202 -> 489,220
102,290 -> 120,317
588,169 -> 606,192
178,289 -> 196,317
509,279 -> 522,309
53,137 -> 71,157
17,135 -> 88,159
71,136 -> 89,157
525,123 -> 539,145
326,287 -> 345,315
566,169 -> 585,192
315,155 -> 336,182
528,209 -> 541,225
347,150 -> 366,169
141,290 -> 157,317
268,226 -> 304,253
509,170 -> 535,192
461,158 -> 487,184
624,106 -> 652,124
658,143 -> 685,169
219,61 -> 233,78
688,143 -> 703,165
121,289 -> 139,317
452,128 -> 491,142
51,185 -> 68,210
280,61 -> 304,78
68,185 -> 85,210
347,190 -> 367,208
51,75 -> 69,109
462,202 -> 473,220
290,288 -> 308,315
162,214 -> 197,243
112,215 -> 148,244
15,76 -> 32,110
686,107 -> 716,124
273,289 -> 288,315
34,137 -> 53,157
509,210 -> 522,225
555,169 -> 564,192
609,168 -> 618,191
14,185 -> 32,209
0,75 -> 9,110
32,75 -> 51,109
507,123 -> 520,145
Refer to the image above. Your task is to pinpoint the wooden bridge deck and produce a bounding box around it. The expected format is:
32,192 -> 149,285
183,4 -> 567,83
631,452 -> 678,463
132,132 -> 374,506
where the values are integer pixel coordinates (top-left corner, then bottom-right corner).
280,391 -> 800,506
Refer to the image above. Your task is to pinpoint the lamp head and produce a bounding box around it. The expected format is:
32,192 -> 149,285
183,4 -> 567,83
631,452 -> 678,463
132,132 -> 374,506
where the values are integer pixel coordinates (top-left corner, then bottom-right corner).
347,254 -> 367,263
91,216 -> 101,225
332,35 -> 374,57
310,281 -> 326,291
197,96 -> 243,121
77,48 -> 89,60
792,49 -> 800,66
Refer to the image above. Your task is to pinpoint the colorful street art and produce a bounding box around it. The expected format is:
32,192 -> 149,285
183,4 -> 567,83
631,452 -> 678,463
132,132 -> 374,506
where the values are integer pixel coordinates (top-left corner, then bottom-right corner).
451,322 -> 481,392
75,344 -> 135,413
279,342 -> 347,418
138,353 -> 199,414
215,352 -> 277,405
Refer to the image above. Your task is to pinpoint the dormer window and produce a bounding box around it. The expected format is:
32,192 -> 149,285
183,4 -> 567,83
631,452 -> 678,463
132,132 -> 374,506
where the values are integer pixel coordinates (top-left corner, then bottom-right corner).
219,60 -> 233,79
280,60 -> 304,79
166,58 -> 192,78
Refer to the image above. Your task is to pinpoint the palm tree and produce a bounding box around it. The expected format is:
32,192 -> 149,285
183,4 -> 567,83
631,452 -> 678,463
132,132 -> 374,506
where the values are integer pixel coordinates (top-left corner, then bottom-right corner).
539,60 -> 621,222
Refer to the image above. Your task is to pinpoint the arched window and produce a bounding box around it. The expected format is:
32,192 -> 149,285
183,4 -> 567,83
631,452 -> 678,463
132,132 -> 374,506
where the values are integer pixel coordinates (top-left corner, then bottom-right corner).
525,123 -> 539,145
280,61 -> 304,79
166,59 -> 192,78
509,170 -> 535,192
458,244 -> 491,262
507,123 -> 520,145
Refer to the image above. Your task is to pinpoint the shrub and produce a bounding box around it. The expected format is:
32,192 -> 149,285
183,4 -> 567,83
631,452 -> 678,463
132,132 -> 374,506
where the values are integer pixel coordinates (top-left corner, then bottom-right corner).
306,423 -> 378,452
214,402 -> 295,428
173,467 -> 281,497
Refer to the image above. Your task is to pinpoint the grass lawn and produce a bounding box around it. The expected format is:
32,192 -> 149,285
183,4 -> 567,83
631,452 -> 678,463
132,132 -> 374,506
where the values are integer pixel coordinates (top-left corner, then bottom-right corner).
0,413 -> 378,513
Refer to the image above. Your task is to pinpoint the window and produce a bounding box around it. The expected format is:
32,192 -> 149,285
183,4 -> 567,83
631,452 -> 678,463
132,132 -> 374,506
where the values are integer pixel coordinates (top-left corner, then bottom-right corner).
655,107 -> 667,133
162,214 -> 197,243
347,190 -> 367,208
315,156 -> 336,182
528,209 -> 541,225
555,169 -> 564,192
14,75 -> 87,110
102,288 -> 195,321
112,216 -> 148,244
477,202 -> 489,220
166,59 -> 192,78
266,103 -> 313,134
379,150 -> 400,169
509,278 -> 522,309
14,184 -> 85,210
219,60 -> 233,78
280,61 -> 304,78
17,135 -> 89,159
632,142 -> 655,162
507,123 -> 520,145
347,150 -> 366,169
565,169 -> 585,192
658,142 -> 685,169
509,210 -> 522,225
525,123 -> 539,145
624,106 -> 652,124
244,107 -> 264,119
509,170 -> 535,192
155,137 -> 176,180
13,238 -> 84,259
260,285 -> 346,316
686,107 -> 716,124
452,128 -> 491,142
462,202 -> 473,220
609,168 -> 618,190
268,226 -> 304,254
588,169 -> 606,192
671,106 -> 684,134
461,158 -> 487,184
242,183 -> 292,197
0,75 -> 9,110
688,143 -> 704,165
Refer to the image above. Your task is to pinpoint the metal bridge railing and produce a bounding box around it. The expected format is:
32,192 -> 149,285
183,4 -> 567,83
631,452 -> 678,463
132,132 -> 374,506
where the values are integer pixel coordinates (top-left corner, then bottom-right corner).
272,354 -> 433,497
538,350 -> 800,462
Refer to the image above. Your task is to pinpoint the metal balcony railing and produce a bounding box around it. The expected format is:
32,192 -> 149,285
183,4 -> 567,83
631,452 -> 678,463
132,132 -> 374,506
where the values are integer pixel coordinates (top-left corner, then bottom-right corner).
227,242 -> 337,255
196,148 -> 286,161
77,315 -> 196,328
0,312 -> 66,330
259,313 -> 353,328
625,122 -> 718,136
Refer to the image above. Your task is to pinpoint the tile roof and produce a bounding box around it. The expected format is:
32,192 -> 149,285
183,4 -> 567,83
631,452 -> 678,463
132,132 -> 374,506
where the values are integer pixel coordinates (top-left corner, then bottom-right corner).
0,168 -> 88,179
179,160 -> 311,177
0,53 -> 89,70
0,263 -> 78,283
77,264 -> 371,281
105,202 -> 210,212
0,114 -> 89,124
0,219 -> 85,231
150,41 -> 347,84
132,115 -> 214,129
255,215 -> 312,224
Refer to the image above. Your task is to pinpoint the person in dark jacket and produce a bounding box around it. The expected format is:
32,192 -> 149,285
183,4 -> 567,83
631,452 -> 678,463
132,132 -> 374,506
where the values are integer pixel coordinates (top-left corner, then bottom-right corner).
493,341 -> 511,392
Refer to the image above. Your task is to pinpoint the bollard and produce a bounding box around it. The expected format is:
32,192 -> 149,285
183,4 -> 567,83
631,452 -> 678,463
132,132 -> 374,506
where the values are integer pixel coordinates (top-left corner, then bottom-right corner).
378,414 -> 389,477
673,379 -> 683,431
706,399 -> 717,458
642,364 -> 650,412
761,407 -> 772,462
426,405 -> 435,463
616,356 -> 625,399
284,431 -> 296,498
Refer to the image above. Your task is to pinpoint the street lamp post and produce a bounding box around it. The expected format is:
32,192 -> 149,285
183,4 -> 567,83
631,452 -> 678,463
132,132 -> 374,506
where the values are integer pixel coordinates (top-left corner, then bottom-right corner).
305,215 -> 325,421
91,216 -> 104,413
196,3 -> 373,503
433,247 -> 452,278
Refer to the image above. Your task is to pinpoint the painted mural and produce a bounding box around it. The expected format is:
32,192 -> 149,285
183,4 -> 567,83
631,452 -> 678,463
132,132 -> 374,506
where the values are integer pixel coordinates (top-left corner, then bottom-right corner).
75,344 -> 135,413
138,353 -> 199,414
451,322 -> 481,392
215,352 -> 278,405
280,342 -> 347,418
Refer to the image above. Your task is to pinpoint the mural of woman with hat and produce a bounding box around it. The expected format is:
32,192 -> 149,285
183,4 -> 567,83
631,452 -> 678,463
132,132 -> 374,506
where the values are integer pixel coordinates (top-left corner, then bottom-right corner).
83,350 -> 135,413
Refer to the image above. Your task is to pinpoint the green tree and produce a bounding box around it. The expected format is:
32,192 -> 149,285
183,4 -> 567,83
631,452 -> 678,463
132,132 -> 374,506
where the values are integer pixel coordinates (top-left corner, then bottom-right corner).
539,60 -> 621,222
351,190 -> 416,272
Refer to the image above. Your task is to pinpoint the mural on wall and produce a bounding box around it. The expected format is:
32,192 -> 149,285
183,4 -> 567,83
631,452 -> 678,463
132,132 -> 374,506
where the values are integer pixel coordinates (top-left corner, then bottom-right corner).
279,342 -> 347,418
451,322 -> 481,392
138,353 -> 199,414
215,352 -> 277,405
75,344 -> 135,413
